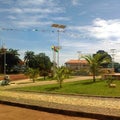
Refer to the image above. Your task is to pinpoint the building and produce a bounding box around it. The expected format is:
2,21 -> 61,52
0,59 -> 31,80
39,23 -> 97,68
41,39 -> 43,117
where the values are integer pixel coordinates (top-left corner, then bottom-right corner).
65,59 -> 89,70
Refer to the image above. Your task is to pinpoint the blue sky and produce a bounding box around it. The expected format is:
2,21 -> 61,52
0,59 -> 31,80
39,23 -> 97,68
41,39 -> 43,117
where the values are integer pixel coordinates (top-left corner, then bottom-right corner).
0,0 -> 120,65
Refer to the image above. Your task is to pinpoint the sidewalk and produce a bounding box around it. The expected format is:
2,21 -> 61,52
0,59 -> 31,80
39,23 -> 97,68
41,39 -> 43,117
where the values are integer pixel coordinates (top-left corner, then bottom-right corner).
0,90 -> 120,119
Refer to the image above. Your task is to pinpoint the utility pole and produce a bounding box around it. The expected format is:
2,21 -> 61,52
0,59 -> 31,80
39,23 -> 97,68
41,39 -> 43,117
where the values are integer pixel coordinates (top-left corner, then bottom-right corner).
1,41 -> 7,75
77,51 -> 81,60
110,49 -> 116,71
77,51 -> 81,70
51,24 -> 66,67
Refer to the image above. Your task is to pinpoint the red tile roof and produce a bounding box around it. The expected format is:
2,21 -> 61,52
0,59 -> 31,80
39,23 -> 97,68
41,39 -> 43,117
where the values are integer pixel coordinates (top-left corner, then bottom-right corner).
65,59 -> 88,64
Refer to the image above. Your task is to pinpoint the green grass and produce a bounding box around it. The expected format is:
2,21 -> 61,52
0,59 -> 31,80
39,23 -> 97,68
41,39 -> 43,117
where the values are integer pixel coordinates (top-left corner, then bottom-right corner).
12,79 -> 120,97
36,76 -> 74,81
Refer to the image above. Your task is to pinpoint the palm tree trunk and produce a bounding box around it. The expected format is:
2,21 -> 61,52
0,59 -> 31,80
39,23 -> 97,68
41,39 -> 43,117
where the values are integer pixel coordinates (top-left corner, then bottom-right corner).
93,75 -> 96,82
93,69 -> 96,82
59,79 -> 62,88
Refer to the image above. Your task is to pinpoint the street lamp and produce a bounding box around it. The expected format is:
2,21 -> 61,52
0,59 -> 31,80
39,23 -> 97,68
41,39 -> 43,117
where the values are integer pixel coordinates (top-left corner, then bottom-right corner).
51,24 -> 66,67
110,49 -> 116,70
77,51 -> 81,70
1,44 -> 7,75
77,51 -> 81,60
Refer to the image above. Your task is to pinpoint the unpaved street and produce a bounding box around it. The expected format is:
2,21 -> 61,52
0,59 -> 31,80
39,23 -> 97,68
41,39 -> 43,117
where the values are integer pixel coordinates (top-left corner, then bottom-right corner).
0,104 -> 96,120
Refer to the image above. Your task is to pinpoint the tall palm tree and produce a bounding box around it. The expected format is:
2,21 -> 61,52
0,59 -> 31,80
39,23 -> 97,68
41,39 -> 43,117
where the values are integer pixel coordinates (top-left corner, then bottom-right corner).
24,51 -> 35,67
83,53 -> 110,82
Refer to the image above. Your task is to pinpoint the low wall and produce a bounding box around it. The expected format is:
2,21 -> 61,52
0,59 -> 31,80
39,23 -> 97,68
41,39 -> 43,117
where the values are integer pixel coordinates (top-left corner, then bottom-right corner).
103,73 -> 120,80
0,74 -> 28,81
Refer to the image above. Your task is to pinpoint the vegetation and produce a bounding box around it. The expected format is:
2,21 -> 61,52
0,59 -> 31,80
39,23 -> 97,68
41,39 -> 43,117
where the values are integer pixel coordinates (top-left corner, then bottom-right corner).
0,48 -> 21,73
24,51 -> 52,79
0,48 -> 52,76
83,53 -> 111,82
25,68 -> 39,82
12,79 -> 120,97
94,50 -> 112,68
55,66 -> 70,88
95,50 -> 120,72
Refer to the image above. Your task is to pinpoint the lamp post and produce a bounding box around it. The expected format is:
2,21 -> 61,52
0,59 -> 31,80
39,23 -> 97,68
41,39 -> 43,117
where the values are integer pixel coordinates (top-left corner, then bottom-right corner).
1,44 -> 7,75
110,49 -> 116,71
77,51 -> 81,60
52,24 -> 66,67
77,51 -> 81,70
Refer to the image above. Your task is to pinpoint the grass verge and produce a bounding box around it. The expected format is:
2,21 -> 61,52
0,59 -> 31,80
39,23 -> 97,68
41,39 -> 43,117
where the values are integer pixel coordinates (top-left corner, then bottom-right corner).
11,79 -> 120,97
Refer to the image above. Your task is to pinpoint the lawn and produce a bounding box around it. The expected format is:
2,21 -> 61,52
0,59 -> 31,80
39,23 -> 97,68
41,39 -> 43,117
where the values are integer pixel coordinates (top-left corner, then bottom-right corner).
12,79 -> 120,97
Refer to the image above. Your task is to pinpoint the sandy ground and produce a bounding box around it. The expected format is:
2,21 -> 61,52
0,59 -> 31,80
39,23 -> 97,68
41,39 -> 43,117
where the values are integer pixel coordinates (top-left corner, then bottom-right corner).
0,104 -> 96,120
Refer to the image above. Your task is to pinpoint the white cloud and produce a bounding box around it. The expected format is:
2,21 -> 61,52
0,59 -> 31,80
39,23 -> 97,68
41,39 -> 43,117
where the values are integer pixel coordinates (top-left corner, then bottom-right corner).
51,17 -> 70,21
90,18 -> 120,40
10,7 -> 64,14
68,18 -> 120,43
64,18 -> 120,63
19,0 -> 45,6
0,0 -> 65,28
7,15 -> 17,20
0,0 -> 13,4
71,0 -> 82,6
13,20 -> 52,28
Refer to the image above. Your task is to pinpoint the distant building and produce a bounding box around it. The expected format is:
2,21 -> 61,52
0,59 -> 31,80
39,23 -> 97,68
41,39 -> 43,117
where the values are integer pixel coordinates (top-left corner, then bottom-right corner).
65,59 -> 89,70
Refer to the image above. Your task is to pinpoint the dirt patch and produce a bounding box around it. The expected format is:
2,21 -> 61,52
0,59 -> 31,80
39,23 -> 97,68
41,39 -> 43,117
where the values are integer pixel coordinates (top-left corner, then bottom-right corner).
0,104 -> 95,120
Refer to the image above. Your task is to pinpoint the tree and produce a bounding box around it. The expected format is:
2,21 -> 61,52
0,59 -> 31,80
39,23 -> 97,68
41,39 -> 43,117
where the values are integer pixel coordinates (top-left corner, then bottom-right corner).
0,48 -> 21,73
113,62 -> 120,72
24,52 -> 52,79
83,53 -> 110,82
25,68 -> 39,82
55,66 -> 70,88
94,50 -> 112,68
7,49 -> 21,73
24,51 -> 35,68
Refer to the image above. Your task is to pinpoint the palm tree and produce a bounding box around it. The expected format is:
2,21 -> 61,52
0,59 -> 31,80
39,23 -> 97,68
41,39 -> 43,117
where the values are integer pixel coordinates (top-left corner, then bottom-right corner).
25,68 -> 39,82
24,51 -> 35,67
55,66 -> 70,88
83,53 -> 110,82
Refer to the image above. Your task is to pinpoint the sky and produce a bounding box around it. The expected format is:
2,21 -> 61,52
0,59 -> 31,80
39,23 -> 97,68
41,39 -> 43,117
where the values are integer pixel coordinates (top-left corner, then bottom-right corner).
0,0 -> 120,65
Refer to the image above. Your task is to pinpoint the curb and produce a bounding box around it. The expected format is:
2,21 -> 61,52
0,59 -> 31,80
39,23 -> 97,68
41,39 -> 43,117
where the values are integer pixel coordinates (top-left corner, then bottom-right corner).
0,99 -> 120,120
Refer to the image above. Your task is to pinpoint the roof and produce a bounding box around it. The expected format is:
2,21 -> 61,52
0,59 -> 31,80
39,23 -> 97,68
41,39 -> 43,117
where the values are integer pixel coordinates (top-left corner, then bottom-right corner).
65,59 -> 88,64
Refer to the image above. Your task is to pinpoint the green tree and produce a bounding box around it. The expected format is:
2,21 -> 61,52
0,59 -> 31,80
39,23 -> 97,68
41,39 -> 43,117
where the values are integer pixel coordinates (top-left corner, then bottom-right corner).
0,48 -> 21,73
94,50 -> 112,68
25,68 -> 39,82
83,53 -> 110,82
24,52 -> 52,79
55,66 -> 70,88
7,49 -> 21,73
24,51 -> 35,68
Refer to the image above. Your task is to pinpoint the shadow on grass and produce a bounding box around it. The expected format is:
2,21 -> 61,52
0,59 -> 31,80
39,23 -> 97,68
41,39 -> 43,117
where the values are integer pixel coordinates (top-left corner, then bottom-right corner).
81,79 -> 103,85
71,80 -> 94,86
45,86 -> 60,91
81,81 -> 94,85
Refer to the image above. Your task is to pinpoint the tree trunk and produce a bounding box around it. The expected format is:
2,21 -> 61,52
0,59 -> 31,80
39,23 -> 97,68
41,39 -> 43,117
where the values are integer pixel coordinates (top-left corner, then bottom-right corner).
59,79 -> 62,88
93,70 -> 96,82
93,75 -> 96,82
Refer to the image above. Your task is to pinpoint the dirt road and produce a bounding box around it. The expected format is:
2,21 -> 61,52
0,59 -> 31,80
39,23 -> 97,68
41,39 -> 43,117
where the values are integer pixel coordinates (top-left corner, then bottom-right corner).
0,104 -> 96,120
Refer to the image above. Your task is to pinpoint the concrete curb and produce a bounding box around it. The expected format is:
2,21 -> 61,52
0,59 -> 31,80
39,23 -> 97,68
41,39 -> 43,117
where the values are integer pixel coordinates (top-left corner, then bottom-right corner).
0,98 -> 120,120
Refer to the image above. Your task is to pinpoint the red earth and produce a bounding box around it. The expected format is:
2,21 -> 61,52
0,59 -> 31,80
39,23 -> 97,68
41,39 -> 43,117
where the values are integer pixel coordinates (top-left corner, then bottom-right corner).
0,74 -> 28,81
0,104 -> 96,120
